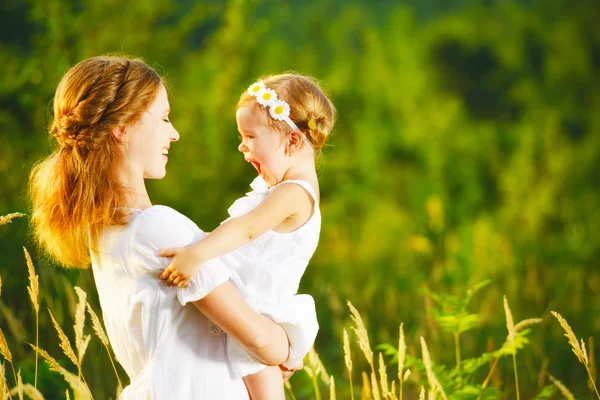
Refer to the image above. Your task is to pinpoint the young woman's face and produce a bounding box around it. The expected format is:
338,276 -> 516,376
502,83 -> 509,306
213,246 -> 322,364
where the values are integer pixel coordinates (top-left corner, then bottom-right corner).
126,83 -> 179,179
236,105 -> 288,186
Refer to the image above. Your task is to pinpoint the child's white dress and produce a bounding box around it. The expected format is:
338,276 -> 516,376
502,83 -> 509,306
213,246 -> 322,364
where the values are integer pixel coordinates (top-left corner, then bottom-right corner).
178,176 -> 321,379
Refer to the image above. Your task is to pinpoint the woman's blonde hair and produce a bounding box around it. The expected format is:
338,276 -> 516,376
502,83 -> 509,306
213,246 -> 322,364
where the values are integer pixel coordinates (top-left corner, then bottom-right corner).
29,55 -> 163,268
237,73 -> 336,153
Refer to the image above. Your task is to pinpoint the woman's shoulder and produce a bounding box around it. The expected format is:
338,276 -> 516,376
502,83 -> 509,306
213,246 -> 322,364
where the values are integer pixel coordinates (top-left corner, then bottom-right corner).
128,205 -> 200,247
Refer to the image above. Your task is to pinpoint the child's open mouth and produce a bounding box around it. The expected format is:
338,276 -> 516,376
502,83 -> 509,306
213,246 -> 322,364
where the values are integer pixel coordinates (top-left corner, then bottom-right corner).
250,161 -> 262,175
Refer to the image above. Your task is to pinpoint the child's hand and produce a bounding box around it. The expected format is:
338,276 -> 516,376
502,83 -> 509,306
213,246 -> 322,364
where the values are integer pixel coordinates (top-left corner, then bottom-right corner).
158,246 -> 202,288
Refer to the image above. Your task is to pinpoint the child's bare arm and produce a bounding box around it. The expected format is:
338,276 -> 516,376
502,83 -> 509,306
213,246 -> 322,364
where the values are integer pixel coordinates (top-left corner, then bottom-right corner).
159,184 -> 311,286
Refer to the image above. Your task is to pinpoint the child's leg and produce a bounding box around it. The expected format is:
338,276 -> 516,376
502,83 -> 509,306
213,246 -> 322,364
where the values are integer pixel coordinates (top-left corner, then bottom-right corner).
243,365 -> 285,400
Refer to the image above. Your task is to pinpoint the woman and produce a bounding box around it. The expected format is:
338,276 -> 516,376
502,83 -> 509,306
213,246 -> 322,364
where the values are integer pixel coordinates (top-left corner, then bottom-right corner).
29,55 -> 295,399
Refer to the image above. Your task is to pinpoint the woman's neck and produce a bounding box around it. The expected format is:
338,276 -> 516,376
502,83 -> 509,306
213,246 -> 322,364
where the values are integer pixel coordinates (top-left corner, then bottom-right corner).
119,167 -> 153,210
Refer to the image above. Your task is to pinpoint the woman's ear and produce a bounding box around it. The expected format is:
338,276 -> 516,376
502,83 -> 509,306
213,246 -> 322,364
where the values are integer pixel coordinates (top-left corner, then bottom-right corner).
112,127 -> 126,143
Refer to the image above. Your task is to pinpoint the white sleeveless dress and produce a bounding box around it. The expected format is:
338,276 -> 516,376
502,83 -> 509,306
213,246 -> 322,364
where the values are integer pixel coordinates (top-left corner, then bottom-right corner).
177,176 -> 321,379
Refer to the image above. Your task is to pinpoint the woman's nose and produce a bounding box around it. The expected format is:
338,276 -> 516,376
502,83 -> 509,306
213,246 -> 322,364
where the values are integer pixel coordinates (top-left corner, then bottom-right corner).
171,128 -> 180,142
238,142 -> 246,152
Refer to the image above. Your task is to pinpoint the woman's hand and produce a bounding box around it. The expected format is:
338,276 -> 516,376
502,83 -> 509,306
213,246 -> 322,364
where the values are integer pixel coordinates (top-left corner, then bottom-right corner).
158,246 -> 202,287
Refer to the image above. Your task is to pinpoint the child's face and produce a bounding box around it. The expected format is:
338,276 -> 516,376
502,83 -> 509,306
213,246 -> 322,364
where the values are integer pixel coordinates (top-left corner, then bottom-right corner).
236,105 -> 288,187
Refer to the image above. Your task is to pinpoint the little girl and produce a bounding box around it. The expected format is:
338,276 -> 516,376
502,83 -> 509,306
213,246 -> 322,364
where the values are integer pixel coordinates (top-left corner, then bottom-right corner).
159,73 -> 336,399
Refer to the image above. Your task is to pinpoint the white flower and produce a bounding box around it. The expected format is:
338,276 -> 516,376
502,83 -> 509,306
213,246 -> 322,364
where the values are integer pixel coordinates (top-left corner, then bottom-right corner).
247,81 -> 265,96
269,99 -> 291,121
256,88 -> 277,106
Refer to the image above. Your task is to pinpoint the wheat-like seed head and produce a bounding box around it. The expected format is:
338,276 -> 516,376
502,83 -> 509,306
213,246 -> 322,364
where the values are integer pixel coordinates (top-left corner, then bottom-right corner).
29,344 -> 89,399
361,371 -> 371,400
348,301 -> 374,366
0,362 -> 6,398
23,248 -> 39,313
308,347 -> 330,384
503,296 -> 515,343
16,368 -> 23,400
419,387 -> 425,400
73,287 -> 91,365
589,336 -> 597,389
371,371 -> 381,400
343,329 -> 353,374
86,302 -> 109,347
403,369 -> 411,381
514,318 -> 543,332
390,380 -> 397,400
420,336 -> 448,400
9,384 -> 44,400
551,311 -> 586,365
329,375 -> 336,400
378,353 -> 389,397
0,329 -> 12,363
66,389 -> 71,400
0,213 -> 25,226
398,323 -> 406,384
548,373 -> 575,400
0,273 -> 3,296
48,309 -> 78,368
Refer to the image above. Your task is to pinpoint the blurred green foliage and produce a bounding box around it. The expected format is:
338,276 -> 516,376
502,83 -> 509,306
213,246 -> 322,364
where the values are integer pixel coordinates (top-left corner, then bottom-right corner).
1,0 -> 599,398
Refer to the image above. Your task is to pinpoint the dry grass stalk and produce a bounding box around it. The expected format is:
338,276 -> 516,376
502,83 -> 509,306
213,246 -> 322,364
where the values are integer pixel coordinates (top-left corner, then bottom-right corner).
329,375 -> 336,400
23,248 -> 39,314
343,329 -> 352,374
378,353 -> 388,398
0,213 -> 25,226
347,302 -> 374,367
390,381 -> 396,400
73,287 -> 91,366
371,371 -> 381,400
9,383 -> 44,400
551,311 -> 600,398
0,301 -> 26,342
343,329 -> 355,400
428,391 -> 435,400
47,309 -> 78,368
514,318 -> 543,332
308,347 -> 330,385
85,303 -> 108,347
66,390 -> 70,400
503,296 -> 515,344
0,329 -> 11,364
29,345 -> 91,400
0,274 -> 3,297
23,247 -> 40,389
419,387 -> 425,400
420,336 -> 448,400
504,296 -> 520,400
361,371 -> 371,400
16,369 -> 23,400
398,323 -> 407,400
547,374 -> 575,400
590,336 -> 597,393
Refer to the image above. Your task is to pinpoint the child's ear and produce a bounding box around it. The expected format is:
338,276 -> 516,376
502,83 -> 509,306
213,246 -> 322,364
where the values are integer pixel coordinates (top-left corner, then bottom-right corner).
287,130 -> 303,153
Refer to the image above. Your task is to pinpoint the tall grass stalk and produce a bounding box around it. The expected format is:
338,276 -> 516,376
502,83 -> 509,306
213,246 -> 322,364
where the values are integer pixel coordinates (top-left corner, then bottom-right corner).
551,311 -> 600,399
23,248 -> 39,389
398,324 -> 406,400
503,296 -> 520,400
343,329 -> 354,400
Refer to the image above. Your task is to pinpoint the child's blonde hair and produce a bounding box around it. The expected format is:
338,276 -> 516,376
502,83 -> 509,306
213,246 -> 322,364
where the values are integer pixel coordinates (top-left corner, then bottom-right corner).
237,73 -> 336,153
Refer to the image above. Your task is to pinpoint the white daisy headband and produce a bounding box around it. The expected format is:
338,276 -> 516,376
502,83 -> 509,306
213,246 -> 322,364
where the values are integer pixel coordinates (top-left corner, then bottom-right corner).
247,81 -> 313,149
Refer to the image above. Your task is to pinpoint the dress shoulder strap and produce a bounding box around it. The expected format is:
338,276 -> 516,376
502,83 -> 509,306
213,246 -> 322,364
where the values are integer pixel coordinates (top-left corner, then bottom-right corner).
274,179 -> 319,206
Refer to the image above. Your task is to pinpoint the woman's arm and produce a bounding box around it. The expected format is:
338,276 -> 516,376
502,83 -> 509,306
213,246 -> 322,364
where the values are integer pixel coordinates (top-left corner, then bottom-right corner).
160,184 -> 311,286
192,281 -> 289,365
